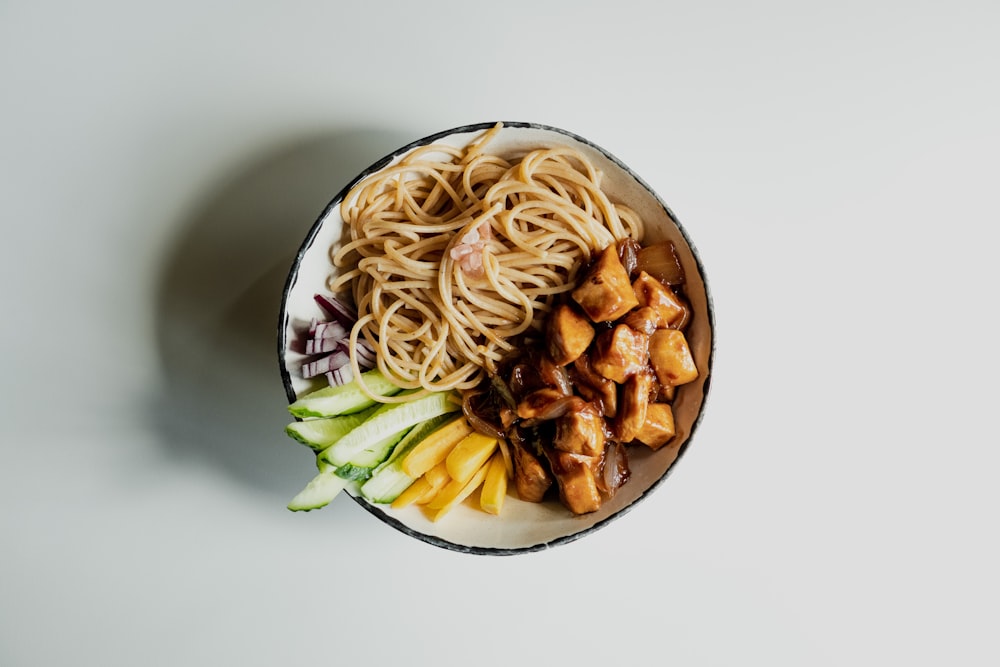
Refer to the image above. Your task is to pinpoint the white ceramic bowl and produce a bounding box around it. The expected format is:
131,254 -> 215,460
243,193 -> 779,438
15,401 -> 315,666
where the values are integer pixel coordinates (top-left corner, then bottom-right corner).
278,121 -> 714,554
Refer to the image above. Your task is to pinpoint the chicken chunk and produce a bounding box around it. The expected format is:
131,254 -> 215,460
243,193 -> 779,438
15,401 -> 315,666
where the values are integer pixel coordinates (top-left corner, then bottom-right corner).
512,437 -> 553,503
545,448 -> 602,515
571,245 -> 639,322
632,271 -> 686,328
624,306 -> 660,335
615,368 -> 655,442
591,324 -> 649,384
570,352 -> 618,418
656,382 -> 676,402
648,329 -> 699,387
634,402 -> 676,450
553,401 -> 605,457
546,304 -> 595,367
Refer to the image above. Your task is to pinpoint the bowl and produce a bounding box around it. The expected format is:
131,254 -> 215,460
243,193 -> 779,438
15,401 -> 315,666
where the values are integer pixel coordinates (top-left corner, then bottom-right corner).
278,121 -> 714,554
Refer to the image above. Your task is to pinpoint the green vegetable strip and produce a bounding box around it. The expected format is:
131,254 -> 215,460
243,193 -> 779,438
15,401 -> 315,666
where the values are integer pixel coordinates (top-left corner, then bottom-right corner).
288,369 -> 404,418
285,408 -> 377,450
360,413 -> 455,504
320,391 -> 460,468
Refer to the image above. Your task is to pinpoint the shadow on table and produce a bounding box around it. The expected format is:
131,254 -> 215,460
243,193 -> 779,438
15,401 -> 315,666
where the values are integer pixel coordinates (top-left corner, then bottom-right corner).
150,127 -> 413,498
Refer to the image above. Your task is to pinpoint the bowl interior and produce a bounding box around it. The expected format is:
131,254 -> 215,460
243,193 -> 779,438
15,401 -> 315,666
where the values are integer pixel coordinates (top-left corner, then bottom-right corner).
279,122 -> 714,554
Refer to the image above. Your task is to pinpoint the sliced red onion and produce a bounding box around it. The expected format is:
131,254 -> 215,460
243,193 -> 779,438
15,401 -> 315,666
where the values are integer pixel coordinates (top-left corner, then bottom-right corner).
312,320 -> 347,340
305,337 -> 344,355
354,339 -> 377,368
462,391 -> 506,440
314,293 -> 358,329
327,365 -> 354,386
299,292 -> 380,382
489,373 -> 517,410
516,392 -> 581,421
539,357 -> 572,396
302,350 -> 350,379
599,442 -> 630,497
339,337 -> 376,367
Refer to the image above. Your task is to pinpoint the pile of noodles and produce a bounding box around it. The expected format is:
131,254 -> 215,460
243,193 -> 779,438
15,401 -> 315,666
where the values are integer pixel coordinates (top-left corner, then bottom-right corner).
330,124 -> 643,400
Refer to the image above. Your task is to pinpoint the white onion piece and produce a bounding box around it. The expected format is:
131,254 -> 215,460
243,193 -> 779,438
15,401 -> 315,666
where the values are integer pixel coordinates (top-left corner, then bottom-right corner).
600,442 -> 630,497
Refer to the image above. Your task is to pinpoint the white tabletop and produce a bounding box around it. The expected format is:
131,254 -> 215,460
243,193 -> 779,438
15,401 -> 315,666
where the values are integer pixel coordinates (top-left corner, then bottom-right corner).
3,2 -> 998,665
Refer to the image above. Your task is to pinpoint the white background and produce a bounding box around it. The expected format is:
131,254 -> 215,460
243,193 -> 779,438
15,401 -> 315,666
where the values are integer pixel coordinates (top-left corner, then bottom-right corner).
2,1 -> 998,665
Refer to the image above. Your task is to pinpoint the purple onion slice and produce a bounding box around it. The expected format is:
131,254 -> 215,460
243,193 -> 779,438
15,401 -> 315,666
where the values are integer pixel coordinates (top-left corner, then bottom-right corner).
314,293 -> 358,329
302,350 -> 350,379
327,365 -> 354,386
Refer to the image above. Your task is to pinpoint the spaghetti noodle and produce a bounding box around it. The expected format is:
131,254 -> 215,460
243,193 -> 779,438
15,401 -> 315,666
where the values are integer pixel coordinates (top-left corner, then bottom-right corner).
331,123 -> 645,400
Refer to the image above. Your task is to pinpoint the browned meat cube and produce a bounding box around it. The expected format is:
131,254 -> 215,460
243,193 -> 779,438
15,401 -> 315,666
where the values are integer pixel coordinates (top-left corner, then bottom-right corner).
656,383 -> 676,402
591,324 -> 649,384
648,329 -> 699,387
571,245 -> 639,322
632,271 -> 686,328
624,306 -> 660,335
634,403 -> 676,450
546,304 -> 595,366
570,352 -> 618,418
512,439 -> 553,503
615,369 -> 655,442
545,449 -> 602,515
553,401 -> 605,457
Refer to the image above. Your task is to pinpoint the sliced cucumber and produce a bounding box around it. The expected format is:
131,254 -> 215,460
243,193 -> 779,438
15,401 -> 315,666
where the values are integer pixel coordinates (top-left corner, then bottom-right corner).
285,407 -> 377,450
331,427 -> 410,482
333,463 -> 375,482
320,391 -> 459,468
347,426 -> 412,469
360,413 -> 455,504
287,469 -> 350,511
377,413 -> 455,471
288,370 -> 404,418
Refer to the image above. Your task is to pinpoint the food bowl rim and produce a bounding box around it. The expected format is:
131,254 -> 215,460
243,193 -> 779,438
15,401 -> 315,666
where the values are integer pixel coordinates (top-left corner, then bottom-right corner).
277,120 -> 716,555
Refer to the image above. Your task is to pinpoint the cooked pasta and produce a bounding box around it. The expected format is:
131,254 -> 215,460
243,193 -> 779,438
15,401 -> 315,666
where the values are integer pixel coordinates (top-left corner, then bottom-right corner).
331,123 -> 644,400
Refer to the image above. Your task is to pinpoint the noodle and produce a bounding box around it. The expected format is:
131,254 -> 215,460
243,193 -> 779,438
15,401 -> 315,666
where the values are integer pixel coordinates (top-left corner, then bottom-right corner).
331,123 -> 644,400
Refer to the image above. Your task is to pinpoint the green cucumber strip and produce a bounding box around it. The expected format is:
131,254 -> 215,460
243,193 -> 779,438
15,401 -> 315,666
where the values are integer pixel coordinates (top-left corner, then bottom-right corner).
287,470 -> 350,511
346,426 -> 412,469
333,463 -> 375,482
322,425 -> 412,482
320,391 -> 459,468
378,413 -> 455,469
360,413 -> 455,504
357,466 -> 414,504
288,370 -> 404,418
331,427 -> 411,482
316,455 -> 335,473
285,407 -> 377,450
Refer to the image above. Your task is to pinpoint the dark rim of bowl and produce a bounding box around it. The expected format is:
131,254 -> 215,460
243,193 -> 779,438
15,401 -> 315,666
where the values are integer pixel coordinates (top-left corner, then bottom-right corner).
277,120 -> 716,556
